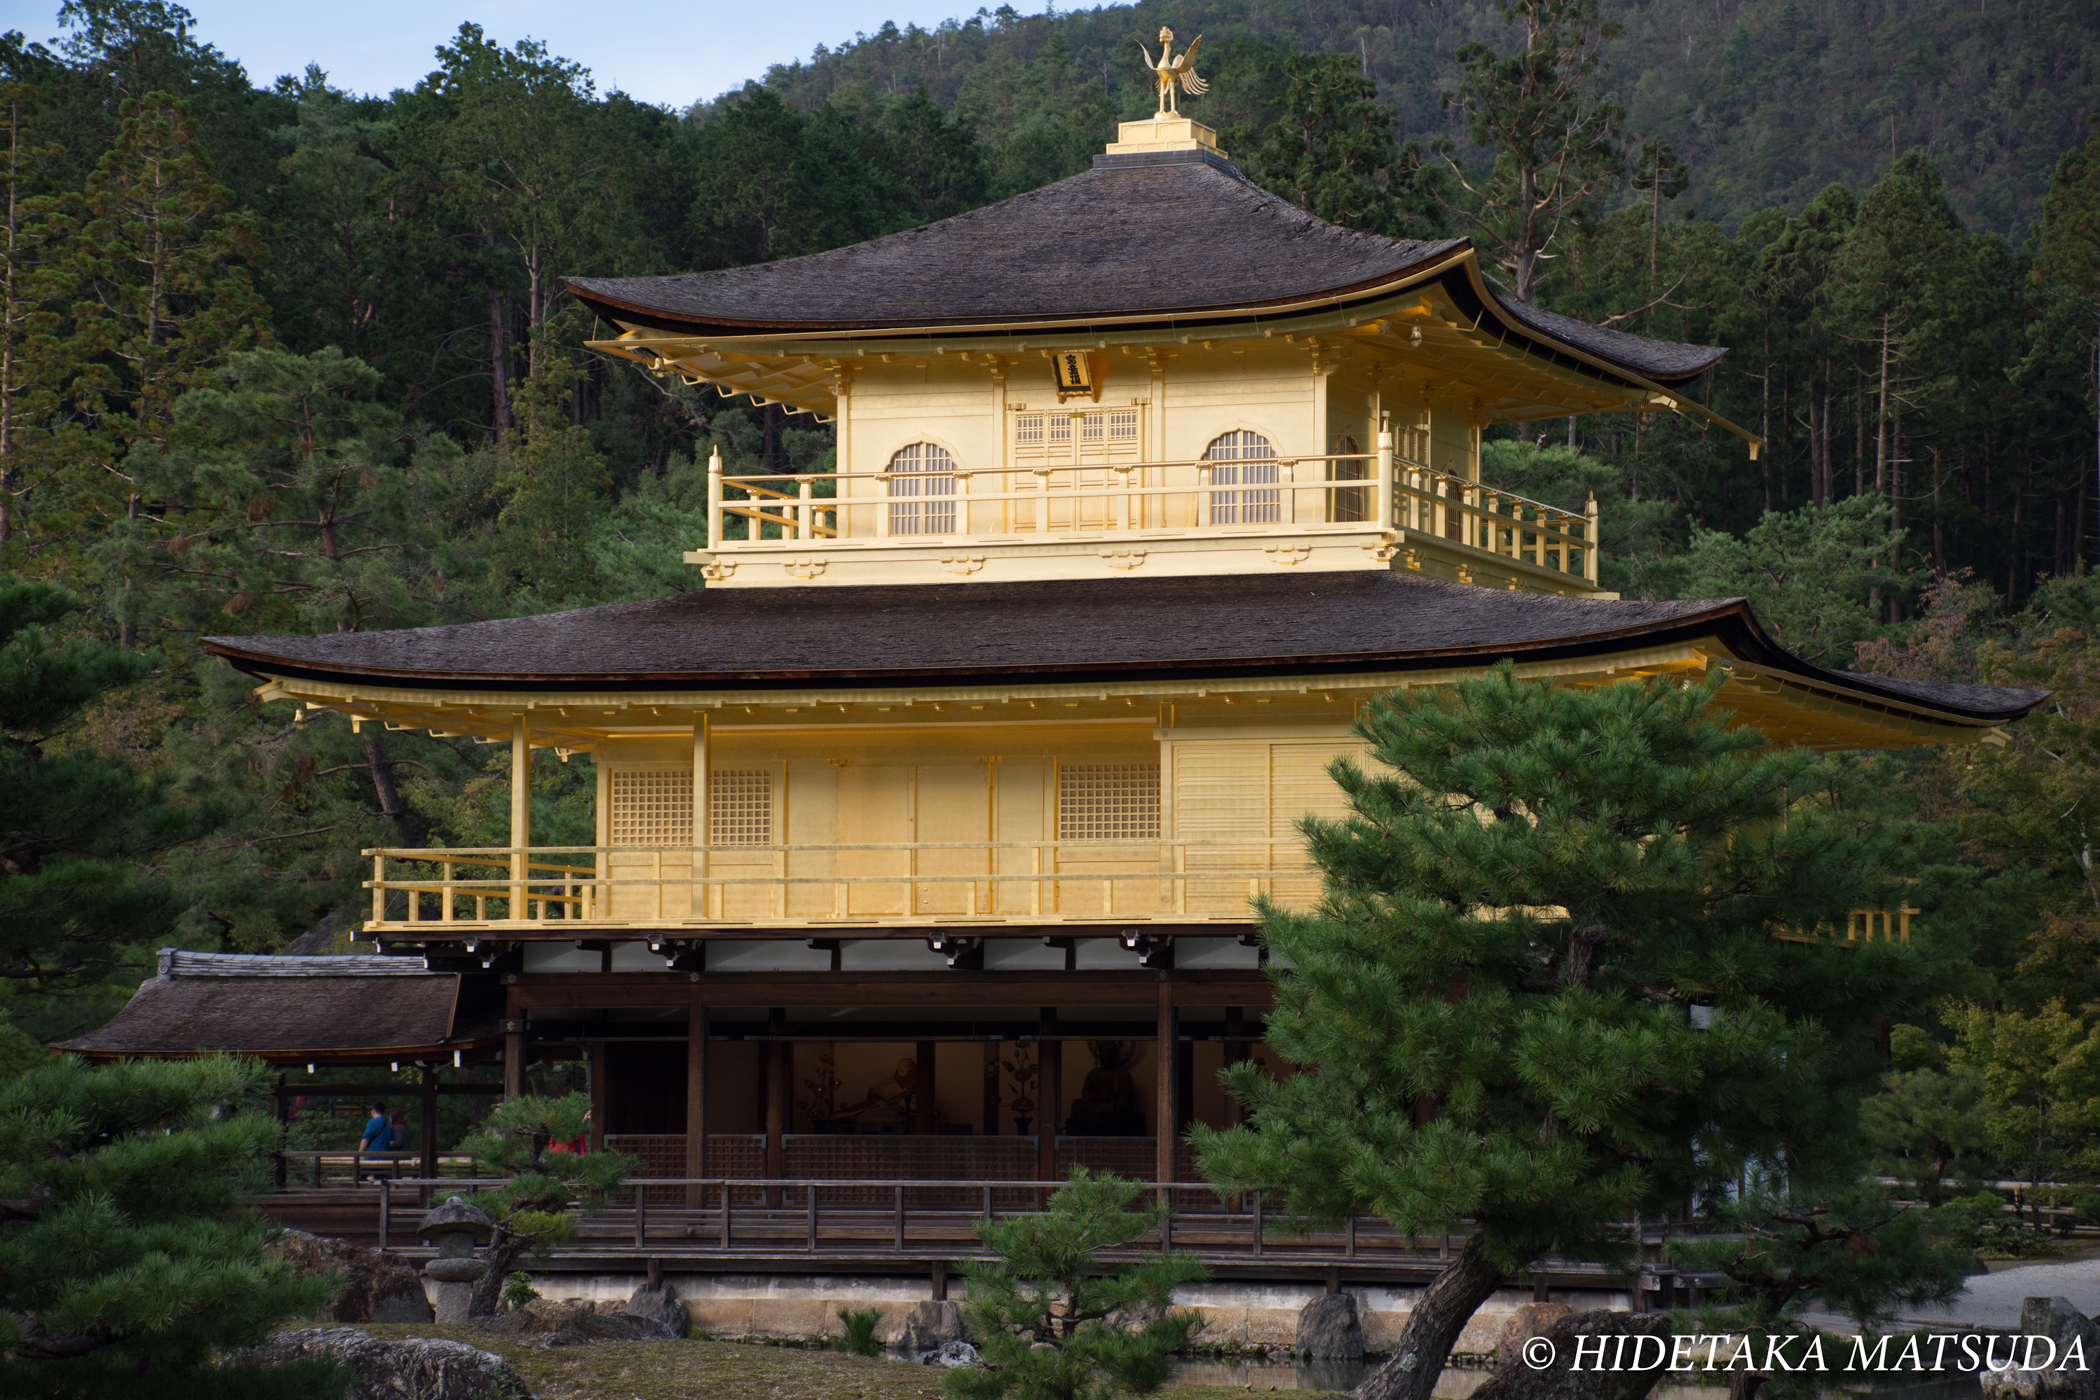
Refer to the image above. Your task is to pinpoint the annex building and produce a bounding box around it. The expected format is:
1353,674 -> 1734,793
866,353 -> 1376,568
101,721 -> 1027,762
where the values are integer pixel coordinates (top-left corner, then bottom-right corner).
73,117 -> 2042,1213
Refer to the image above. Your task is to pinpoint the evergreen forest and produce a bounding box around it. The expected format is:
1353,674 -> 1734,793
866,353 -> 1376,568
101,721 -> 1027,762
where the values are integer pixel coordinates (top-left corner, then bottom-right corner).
0,0 -> 2098,1215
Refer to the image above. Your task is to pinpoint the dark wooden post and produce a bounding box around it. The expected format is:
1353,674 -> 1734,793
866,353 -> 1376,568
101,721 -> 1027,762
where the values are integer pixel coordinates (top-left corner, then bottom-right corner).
1223,1006 -> 1247,1129
686,1000 -> 708,1209
764,1035 -> 785,1207
271,1072 -> 287,1192
982,1041 -> 1000,1136
914,1040 -> 935,1136
1155,985 -> 1177,1189
502,986 -> 523,1100
419,1064 -> 439,1201
588,1038 -> 608,1155
1035,1008 -> 1060,1184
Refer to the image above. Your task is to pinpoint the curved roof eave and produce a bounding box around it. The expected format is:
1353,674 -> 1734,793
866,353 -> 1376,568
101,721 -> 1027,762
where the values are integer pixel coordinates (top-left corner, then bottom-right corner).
201,595 -> 2041,726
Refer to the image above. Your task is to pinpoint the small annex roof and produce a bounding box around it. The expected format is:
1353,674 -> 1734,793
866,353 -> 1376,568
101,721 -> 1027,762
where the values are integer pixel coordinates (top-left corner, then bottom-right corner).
56,950 -> 499,1065
566,149 -> 1725,390
202,571 -> 2045,726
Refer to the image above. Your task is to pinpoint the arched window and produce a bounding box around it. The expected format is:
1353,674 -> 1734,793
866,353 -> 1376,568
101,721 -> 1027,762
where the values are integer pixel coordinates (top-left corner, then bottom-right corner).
887,443 -> 957,535
1205,430 -> 1279,526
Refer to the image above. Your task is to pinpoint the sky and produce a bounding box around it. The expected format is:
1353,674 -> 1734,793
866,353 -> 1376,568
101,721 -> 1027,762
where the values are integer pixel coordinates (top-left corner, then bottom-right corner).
0,0 -> 996,108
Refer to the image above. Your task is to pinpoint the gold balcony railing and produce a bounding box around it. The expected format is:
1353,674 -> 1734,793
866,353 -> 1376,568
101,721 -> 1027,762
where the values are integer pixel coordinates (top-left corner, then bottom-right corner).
364,842 -> 1919,942
706,446 -> 1600,587
365,839 -> 1321,931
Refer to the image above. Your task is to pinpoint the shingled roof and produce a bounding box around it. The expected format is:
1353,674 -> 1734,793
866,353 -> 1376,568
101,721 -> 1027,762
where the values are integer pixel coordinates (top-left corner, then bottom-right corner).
567,148 -> 1725,388
56,953 -> 491,1064
203,571 -> 2044,724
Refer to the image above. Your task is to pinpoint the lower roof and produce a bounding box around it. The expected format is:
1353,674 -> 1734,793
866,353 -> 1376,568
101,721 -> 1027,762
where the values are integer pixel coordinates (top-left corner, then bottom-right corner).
203,571 -> 2042,724
56,954 -> 491,1064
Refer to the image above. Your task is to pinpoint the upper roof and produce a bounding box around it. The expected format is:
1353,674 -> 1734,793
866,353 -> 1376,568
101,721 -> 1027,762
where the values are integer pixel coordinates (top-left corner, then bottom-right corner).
567,149 -> 1726,388
55,952 -> 489,1064
203,571 -> 2045,724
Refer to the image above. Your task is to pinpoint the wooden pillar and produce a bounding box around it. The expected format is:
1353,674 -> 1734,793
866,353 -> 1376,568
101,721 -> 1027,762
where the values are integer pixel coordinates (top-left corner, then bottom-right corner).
914,1040 -> 935,1136
272,1071 -> 287,1192
503,987 -> 523,1100
982,1041 -> 1000,1136
1223,1007 -> 1247,1129
509,714 -> 529,916
419,1064 -> 439,1198
1155,985 -> 1177,1188
764,1033 -> 785,1207
587,1038 -> 607,1154
686,1001 -> 708,1209
1035,1009 -> 1060,1183
692,716 -> 710,920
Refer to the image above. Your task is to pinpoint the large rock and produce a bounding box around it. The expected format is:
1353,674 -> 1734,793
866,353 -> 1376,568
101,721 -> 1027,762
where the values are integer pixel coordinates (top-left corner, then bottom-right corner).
1981,1298 -> 2100,1400
624,1282 -> 690,1338
1469,1309 -> 1674,1400
267,1229 -> 434,1324
897,1300 -> 968,1354
1497,1303 -> 1574,1370
249,1326 -> 528,1399
1294,1293 -> 1364,1360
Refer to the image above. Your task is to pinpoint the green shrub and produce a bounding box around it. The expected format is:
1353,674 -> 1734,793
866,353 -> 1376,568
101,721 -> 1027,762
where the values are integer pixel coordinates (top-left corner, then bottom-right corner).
835,1306 -> 884,1357
503,1272 -> 541,1310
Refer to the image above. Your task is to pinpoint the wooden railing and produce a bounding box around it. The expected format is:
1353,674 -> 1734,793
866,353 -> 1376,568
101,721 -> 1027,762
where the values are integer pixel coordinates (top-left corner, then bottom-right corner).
365,837 -> 1321,930
706,442 -> 1600,587
363,841 -> 1923,943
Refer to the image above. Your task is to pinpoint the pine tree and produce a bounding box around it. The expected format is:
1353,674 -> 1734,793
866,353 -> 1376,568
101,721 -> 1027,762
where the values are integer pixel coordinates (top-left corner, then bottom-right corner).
64,91 -> 267,643
943,1170 -> 1206,1400
0,578 -> 215,996
1231,52 -> 1434,238
1430,0 -> 1627,302
1195,663 -> 1940,1400
0,1054 -> 343,1398
456,1092 -> 636,1316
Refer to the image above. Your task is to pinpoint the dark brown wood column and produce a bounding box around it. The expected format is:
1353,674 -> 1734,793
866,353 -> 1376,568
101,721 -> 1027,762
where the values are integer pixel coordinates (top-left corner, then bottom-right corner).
587,1038 -> 607,1154
686,1001 -> 708,1209
1035,1008 -> 1059,1183
914,1040 -> 935,1135
419,1064 -> 439,1196
982,1041 -> 999,1136
1155,984 -> 1177,1187
1224,1006 -> 1248,1129
503,987 -> 523,1099
764,1036 -> 786,1206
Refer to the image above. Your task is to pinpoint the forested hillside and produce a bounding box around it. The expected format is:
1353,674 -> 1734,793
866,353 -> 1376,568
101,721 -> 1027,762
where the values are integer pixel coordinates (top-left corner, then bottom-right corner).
756,0 -> 2098,239
0,0 -> 2095,1067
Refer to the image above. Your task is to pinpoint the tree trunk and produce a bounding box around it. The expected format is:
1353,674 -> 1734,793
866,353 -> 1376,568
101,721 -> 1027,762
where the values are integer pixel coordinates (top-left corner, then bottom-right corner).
366,729 -> 414,847
1350,1235 -> 1504,1400
488,282 -> 511,449
468,1230 -> 526,1317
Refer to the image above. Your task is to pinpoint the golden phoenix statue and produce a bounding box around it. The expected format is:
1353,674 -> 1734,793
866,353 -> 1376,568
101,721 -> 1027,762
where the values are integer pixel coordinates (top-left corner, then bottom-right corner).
1137,27 -> 1207,116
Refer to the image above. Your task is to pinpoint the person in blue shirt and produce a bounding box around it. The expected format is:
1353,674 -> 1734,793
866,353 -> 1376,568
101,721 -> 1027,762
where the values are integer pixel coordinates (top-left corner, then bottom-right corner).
356,1101 -> 390,1182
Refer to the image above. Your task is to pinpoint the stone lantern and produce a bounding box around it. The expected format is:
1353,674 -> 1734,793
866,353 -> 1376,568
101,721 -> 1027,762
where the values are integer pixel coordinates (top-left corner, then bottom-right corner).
418,1195 -> 494,1323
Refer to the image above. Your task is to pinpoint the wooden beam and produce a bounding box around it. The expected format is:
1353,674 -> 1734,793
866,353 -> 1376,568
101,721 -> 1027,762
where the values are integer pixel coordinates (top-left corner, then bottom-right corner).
915,1040 -> 935,1135
588,1038 -> 607,1153
1156,985 -> 1177,1188
686,1000 -> 708,1209
508,969 -> 1275,1011
503,987 -> 523,1100
1036,1008 -> 1060,1184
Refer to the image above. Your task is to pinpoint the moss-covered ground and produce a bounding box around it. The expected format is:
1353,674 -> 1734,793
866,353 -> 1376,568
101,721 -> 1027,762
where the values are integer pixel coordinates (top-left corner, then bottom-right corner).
356,1325 -> 1307,1400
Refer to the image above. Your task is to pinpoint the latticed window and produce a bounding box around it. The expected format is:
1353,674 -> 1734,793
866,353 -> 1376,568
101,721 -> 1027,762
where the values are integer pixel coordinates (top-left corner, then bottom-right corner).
610,769 -> 692,847
888,443 -> 957,535
1206,430 -> 1279,525
1057,764 -> 1161,841
709,769 -> 773,846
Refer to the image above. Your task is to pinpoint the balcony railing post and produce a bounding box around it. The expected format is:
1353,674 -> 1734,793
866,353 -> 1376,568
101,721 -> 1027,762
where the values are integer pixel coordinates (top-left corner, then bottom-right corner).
1585,496 -> 1601,585
372,852 -> 385,926
707,446 -> 724,548
798,479 -> 812,541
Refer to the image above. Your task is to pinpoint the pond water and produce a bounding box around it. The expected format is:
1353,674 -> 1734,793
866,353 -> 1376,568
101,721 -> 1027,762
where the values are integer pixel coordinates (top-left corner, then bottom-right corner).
1166,1359 -> 1991,1399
